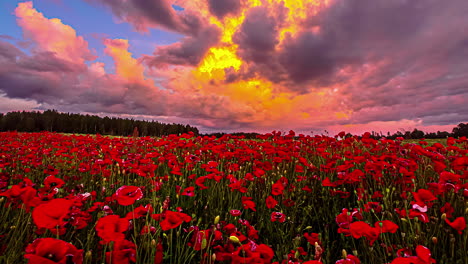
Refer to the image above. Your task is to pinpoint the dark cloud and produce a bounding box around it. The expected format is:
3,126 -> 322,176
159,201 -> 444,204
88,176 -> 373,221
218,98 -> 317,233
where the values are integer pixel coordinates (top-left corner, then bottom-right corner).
142,25 -> 220,67
234,6 -> 280,63
207,0 -> 241,19
87,0 -> 206,35
17,52 -> 85,72
0,41 -> 23,62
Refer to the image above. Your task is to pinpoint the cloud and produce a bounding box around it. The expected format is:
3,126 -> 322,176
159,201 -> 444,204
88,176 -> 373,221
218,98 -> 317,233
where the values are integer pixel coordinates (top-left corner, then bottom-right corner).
142,25 -> 220,67
15,1 -> 96,64
87,0 -> 207,35
207,0 -> 241,19
233,6 -> 282,64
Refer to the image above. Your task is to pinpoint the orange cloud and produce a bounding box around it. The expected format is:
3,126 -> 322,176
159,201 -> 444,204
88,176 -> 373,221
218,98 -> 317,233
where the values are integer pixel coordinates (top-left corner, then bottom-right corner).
103,39 -> 148,84
15,1 -> 96,64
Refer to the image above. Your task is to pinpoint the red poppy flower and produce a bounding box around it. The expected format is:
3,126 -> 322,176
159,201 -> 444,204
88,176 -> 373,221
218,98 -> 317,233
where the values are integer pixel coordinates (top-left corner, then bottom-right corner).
271,212 -> 286,223
157,210 -> 192,231
349,221 -> 380,245
24,238 -> 83,264
125,204 -> 153,220
390,245 -> 436,264
271,181 -> 285,196
241,196 -> 256,211
115,186 -> 143,206
336,254 -> 361,264
105,239 -> 136,264
96,215 -> 128,244
181,186 -> 195,197
32,198 -> 74,231
445,216 -> 466,234
154,242 -> 163,264
229,210 -> 242,217
304,232 -> 320,245
375,220 -> 399,233
265,195 -> 277,209
43,175 -> 65,189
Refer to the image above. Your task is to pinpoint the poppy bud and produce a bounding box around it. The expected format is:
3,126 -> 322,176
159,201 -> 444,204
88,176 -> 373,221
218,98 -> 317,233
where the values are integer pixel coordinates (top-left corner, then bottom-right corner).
214,215 -> 220,225
229,236 -> 240,244
342,249 -> 347,259
432,237 -> 438,244
151,239 -> 156,246
441,213 -> 446,221
201,238 -> 207,250
85,251 -> 92,261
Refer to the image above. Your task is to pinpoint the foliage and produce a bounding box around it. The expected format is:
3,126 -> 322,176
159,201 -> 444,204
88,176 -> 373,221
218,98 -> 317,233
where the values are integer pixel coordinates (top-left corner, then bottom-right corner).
0,131 -> 467,264
0,110 -> 199,136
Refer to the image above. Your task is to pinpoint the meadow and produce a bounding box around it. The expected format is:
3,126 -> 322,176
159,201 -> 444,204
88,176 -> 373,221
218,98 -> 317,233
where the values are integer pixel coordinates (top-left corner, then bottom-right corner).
0,131 -> 466,264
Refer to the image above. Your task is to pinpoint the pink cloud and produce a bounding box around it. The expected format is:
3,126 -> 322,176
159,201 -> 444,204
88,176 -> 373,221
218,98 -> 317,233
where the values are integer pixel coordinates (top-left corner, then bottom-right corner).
15,1 -> 96,64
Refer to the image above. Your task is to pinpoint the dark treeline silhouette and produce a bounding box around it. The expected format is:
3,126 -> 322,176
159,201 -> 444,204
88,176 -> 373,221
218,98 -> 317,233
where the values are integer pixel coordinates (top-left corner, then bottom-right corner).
0,110 -> 199,137
200,132 -> 261,139
362,123 -> 467,140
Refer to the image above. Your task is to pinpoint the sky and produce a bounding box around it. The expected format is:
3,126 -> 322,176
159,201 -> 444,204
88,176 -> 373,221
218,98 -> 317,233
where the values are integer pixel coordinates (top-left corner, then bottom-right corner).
0,0 -> 467,135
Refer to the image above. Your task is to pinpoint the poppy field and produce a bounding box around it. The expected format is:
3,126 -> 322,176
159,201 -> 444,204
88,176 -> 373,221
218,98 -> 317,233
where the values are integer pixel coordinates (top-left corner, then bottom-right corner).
0,131 -> 467,264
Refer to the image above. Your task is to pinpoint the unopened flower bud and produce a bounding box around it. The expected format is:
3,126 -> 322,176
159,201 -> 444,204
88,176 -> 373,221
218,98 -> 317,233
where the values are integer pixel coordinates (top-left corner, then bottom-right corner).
214,215 -> 220,225
432,237 -> 438,244
85,251 -> 92,261
342,249 -> 348,259
229,236 -> 241,244
441,213 -> 446,221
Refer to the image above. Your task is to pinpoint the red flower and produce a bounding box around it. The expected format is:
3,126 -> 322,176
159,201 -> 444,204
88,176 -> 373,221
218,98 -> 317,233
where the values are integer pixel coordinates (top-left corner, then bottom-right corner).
304,232 -> 320,245
445,216 -> 466,234
230,209 -> 242,217
271,181 -> 284,196
43,175 -> 65,189
336,254 -> 360,264
271,212 -> 286,223
125,204 -> 153,220
349,221 -> 380,245
96,215 -> 128,244
181,186 -> 195,197
24,238 -> 83,264
115,186 -> 143,206
265,195 -> 277,209
375,220 -> 399,233
105,239 -> 136,264
154,242 -> 163,264
157,210 -> 192,231
390,245 -> 436,264
241,196 -> 256,211
32,198 -> 74,231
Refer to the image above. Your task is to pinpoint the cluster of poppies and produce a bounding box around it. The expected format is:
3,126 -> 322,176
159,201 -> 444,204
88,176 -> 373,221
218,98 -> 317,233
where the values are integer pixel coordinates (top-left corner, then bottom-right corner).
0,131 -> 466,263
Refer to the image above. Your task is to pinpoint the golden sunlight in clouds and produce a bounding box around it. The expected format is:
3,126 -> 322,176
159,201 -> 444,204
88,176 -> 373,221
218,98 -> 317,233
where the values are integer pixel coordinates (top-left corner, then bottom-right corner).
104,39 -> 147,84
172,0 -> 340,127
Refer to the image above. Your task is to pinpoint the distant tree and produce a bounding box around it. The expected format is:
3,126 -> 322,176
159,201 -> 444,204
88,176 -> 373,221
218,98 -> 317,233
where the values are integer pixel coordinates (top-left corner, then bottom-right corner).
453,123 -> 468,138
410,129 -> 425,139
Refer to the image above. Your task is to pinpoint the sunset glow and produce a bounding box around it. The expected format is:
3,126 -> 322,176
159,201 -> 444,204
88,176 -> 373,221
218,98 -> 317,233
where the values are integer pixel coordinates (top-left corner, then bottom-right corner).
0,0 -> 467,134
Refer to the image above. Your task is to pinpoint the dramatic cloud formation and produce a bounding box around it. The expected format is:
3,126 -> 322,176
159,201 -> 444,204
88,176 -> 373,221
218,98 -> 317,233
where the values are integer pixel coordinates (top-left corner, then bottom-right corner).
0,0 -> 467,134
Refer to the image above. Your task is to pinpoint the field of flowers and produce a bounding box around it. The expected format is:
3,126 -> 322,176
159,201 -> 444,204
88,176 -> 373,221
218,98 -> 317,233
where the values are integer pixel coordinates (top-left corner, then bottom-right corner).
0,131 -> 466,264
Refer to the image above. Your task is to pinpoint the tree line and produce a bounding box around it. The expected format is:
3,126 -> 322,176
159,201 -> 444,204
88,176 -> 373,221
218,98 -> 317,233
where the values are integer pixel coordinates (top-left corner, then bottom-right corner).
0,110 -> 199,137
360,123 -> 468,139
